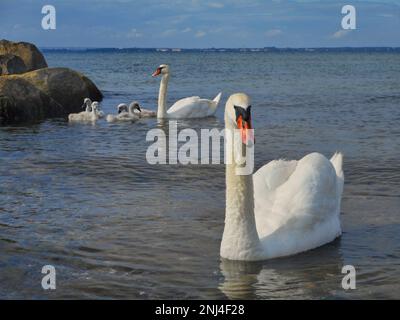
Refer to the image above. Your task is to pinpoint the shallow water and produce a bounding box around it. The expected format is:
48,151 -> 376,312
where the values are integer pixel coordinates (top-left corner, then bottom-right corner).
0,52 -> 399,299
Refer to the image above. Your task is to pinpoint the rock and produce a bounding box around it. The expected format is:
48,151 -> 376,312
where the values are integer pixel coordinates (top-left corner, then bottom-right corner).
0,68 -> 103,124
0,40 -> 103,124
0,39 -> 47,72
20,67 -> 103,114
0,77 -> 62,123
0,54 -> 27,75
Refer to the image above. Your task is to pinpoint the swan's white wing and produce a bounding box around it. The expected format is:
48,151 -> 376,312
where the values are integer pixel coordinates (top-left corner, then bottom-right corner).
167,96 -> 217,118
253,159 -> 298,237
254,153 -> 341,242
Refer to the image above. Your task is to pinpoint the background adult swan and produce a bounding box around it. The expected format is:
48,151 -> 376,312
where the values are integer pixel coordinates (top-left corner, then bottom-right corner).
221,93 -> 344,261
152,64 -> 222,119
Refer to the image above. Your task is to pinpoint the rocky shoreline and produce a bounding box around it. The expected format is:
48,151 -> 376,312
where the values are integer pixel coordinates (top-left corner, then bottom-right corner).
0,39 -> 103,124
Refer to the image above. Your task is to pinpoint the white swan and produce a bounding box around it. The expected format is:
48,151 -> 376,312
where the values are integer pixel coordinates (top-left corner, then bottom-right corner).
221,93 -> 344,261
106,102 -> 140,123
68,101 -> 100,122
152,64 -> 222,119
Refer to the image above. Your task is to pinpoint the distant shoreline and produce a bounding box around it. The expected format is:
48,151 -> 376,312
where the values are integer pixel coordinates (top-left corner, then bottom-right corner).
40,47 -> 400,53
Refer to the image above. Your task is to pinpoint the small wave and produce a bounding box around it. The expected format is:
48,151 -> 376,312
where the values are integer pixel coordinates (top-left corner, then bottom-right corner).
366,95 -> 400,103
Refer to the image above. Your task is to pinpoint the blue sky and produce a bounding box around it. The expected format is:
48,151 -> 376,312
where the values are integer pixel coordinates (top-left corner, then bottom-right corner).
1,0 -> 399,48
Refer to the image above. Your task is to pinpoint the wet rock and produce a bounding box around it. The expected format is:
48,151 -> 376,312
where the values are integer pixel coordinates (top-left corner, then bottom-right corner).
0,68 -> 103,124
0,39 -> 48,72
0,54 -> 27,75
0,77 -> 62,123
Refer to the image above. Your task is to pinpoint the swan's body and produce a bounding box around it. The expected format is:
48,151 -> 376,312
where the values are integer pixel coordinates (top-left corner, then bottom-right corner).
68,101 -> 100,122
136,107 -> 156,118
220,93 -> 344,261
152,64 -> 221,119
124,101 -> 156,118
106,103 -> 140,123
106,103 -> 128,122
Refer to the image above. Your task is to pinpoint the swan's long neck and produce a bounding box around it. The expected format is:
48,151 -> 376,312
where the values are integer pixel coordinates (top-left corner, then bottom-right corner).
85,101 -> 92,112
221,121 -> 262,261
157,73 -> 169,118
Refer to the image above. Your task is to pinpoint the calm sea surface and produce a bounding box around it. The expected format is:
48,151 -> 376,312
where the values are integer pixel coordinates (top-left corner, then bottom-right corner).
0,52 -> 399,299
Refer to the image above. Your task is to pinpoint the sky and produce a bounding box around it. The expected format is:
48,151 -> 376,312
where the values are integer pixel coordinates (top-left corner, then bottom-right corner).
0,0 -> 399,48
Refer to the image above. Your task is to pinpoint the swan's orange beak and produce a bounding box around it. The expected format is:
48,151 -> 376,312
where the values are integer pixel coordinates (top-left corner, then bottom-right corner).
235,106 -> 254,145
237,116 -> 254,145
152,67 -> 162,77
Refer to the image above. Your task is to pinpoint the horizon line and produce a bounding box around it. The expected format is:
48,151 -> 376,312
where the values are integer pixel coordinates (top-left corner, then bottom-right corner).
39,46 -> 400,50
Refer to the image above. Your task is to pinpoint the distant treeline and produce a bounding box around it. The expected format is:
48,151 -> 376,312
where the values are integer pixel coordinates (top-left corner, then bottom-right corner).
41,47 -> 400,53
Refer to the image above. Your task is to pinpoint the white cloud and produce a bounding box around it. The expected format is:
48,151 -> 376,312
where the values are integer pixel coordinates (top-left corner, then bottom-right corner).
171,15 -> 189,25
195,31 -> 206,38
265,29 -> 283,37
126,28 -> 143,38
160,29 -> 177,37
208,2 -> 224,8
378,13 -> 395,18
332,29 -> 350,39
182,27 -> 192,33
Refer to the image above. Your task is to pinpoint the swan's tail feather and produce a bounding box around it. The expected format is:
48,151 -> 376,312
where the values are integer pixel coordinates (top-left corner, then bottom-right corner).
208,92 -> 222,115
330,152 -> 344,196
330,152 -> 343,178
213,92 -> 222,105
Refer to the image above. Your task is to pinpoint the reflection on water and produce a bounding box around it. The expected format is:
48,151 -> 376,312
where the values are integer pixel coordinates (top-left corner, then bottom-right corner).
0,52 -> 400,299
219,240 -> 344,299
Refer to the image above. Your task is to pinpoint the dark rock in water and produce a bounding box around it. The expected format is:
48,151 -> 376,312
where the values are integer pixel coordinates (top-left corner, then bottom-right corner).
20,67 -> 103,113
0,54 -> 27,75
0,77 -> 62,123
0,39 -> 48,72
0,68 -> 103,124
0,40 -> 103,124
